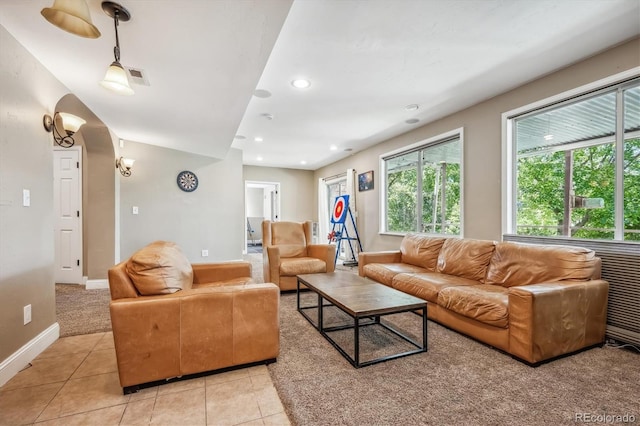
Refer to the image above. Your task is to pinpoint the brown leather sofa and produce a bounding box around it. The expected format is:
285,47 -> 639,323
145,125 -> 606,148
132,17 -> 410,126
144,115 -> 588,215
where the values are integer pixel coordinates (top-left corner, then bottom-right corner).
108,241 -> 280,393
359,234 -> 609,365
262,220 -> 336,291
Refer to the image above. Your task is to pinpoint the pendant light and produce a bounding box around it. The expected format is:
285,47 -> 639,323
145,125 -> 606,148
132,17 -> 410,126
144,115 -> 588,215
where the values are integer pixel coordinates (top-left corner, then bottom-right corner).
100,1 -> 134,95
41,0 -> 101,38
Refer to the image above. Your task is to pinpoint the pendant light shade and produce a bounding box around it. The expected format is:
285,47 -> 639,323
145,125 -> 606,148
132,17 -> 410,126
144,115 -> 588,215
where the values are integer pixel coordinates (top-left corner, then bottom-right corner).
41,0 -> 101,39
100,2 -> 135,95
100,61 -> 134,95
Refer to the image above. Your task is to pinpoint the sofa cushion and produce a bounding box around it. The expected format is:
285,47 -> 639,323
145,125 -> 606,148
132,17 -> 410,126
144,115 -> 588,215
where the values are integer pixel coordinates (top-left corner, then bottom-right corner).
126,241 -> 193,295
438,285 -> 509,328
280,257 -> 326,276
392,272 -> 480,303
400,234 -> 446,271
363,263 -> 427,287
437,238 -> 496,282
485,242 -> 598,287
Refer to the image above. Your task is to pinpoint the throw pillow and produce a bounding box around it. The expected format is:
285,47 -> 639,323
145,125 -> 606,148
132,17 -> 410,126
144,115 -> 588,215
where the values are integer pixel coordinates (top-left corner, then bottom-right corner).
126,241 -> 193,295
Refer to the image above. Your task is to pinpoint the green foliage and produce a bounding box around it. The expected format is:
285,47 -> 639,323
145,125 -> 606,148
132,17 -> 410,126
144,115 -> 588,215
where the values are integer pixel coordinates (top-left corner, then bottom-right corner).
387,159 -> 461,235
517,138 -> 640,241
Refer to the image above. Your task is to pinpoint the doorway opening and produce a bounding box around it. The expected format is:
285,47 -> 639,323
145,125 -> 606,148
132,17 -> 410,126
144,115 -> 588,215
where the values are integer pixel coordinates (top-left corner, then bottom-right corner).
245,181 -> 280,254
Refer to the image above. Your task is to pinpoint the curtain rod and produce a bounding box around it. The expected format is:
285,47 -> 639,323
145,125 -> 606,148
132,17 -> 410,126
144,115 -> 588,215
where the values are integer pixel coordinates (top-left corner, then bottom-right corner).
322,172 -> 347,182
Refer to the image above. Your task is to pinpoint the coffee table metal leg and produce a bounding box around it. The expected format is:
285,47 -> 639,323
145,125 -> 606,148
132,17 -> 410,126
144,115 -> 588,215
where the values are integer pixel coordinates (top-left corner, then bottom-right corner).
422,306 -> 428,350
354,317 -> 360,367
318,293 -> 323,332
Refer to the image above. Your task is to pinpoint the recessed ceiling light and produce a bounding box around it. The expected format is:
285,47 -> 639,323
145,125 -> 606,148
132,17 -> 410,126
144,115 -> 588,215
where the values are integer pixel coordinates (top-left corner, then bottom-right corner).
291,79 -> 311,89
261,113 -> 274,120
344,148 -> 353,152
405,104 -> 419,111
330,145 -> 337,151
254,137 -> 263,142
254,89 -> 272,98
544,134 -> 554,141
405,118 -> 420,124
234,135 -> 246,140
300,160 -> 307,165
256,156 -> 263,161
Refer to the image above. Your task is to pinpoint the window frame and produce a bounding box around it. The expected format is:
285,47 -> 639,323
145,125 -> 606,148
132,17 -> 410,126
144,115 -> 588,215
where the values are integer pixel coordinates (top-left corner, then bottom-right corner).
502,67 -> 640,241
379,127 -> 465,236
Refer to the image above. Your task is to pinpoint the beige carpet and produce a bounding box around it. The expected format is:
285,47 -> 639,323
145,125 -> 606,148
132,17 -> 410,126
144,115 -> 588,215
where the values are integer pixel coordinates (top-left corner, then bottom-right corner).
55,284 -> 112,337
267,293 -> 640,425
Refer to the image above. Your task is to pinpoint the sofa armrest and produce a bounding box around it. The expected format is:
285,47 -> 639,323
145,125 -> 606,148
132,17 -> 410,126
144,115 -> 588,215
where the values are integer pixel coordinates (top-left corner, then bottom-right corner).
110,295 -> 182,387
307,244 -> 337,272
179,283 -> 280,373
263,246 -> 281,284
192,261 -> 252,285
358,251 -> 402,276
508,279 -> 609,364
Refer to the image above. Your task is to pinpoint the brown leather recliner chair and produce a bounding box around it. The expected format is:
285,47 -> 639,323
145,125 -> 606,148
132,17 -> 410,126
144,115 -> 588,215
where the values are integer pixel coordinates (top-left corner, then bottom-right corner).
108,241 -> 280,393
262,220 -> 336,291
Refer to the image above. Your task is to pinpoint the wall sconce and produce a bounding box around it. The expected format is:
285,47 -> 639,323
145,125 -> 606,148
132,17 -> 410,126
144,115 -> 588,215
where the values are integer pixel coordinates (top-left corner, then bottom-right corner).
41,0 -> 101,38
116,157 -> 135,177
43,112 -> 86,148
100,1 -> 134,95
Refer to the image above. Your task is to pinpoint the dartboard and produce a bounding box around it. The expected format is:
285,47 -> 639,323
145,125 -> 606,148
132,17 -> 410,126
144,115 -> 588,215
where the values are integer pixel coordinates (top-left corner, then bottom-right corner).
177,170 -> 198,192
331,195 -> 349,224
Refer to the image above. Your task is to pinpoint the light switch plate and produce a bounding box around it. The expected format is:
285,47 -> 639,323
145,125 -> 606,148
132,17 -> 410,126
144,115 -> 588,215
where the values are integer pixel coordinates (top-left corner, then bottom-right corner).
132,206 -> 139,215
23,189 -> 30,207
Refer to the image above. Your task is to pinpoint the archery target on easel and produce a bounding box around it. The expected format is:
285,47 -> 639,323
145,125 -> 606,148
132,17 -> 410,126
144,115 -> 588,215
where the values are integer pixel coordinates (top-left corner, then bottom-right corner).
331,195 -> 349,224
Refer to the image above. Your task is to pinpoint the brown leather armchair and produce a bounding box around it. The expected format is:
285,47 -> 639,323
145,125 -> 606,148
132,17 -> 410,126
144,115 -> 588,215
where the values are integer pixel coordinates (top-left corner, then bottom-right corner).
108,241 -> 280,393
262,220 -> 336,291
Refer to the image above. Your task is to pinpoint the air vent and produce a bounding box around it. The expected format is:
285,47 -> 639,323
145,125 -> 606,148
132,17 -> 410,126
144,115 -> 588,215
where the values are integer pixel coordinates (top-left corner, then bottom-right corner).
126,67 -> 150,86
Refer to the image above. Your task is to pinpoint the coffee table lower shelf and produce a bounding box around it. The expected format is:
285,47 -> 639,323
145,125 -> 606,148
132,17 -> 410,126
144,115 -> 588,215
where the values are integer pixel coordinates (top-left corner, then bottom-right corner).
297,278 -> 427,368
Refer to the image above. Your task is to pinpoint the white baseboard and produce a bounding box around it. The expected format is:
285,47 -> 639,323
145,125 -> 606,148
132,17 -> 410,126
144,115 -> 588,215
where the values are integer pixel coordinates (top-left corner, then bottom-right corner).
0,322 -> 59,387
86,279 -> 109,290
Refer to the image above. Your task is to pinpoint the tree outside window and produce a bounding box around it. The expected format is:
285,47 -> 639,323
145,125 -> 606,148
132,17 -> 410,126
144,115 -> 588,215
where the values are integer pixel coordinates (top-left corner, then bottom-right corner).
383,133 -> 462,235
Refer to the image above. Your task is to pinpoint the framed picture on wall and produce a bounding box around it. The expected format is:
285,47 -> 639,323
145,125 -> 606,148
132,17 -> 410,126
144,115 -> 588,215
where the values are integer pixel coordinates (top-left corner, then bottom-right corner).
358,170 -> 374,191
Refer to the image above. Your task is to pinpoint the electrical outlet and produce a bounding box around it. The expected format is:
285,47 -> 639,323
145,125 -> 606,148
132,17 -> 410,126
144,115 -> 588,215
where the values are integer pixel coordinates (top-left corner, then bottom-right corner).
23,304 -> 31,325
201,249 -> 209,257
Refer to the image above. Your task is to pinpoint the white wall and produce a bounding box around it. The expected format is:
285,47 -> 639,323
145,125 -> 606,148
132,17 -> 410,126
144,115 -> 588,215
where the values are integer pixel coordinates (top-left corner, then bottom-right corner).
0,25 -> 67,362
119,142 -> 245,262
246,187 -> 264,217
243,166 -> 315,221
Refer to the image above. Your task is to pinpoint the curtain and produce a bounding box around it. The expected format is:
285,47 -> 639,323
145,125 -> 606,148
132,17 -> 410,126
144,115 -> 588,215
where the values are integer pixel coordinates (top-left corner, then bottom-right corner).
318,178 -> 329,244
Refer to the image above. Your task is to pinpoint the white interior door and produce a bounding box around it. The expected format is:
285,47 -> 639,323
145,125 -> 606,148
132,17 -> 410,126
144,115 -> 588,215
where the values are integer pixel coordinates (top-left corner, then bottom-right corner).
53,147 -> 82,284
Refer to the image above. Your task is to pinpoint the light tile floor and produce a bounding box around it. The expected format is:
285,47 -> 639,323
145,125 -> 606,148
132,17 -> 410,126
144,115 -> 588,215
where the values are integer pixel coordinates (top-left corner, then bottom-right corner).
0,332 -> 290,426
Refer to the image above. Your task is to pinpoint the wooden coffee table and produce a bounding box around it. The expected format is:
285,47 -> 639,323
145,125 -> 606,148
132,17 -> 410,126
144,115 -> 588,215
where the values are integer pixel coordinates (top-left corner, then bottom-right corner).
297,271 -> 427,367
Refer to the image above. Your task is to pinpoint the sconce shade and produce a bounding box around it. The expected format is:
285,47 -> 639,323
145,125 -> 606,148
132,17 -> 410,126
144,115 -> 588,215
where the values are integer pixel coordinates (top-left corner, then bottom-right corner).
100,61 -> 134,95
116,156 -> 134,177
41,0 -> 101,39
58,112 -> 86,135
43,112 -> 85,148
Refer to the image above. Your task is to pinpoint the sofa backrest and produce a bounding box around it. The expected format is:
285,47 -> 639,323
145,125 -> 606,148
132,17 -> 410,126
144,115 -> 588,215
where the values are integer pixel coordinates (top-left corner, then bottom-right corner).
437,238 -> 497,282
264,220 -> 311,258
485,241 -> 599,287
400,234 -> 446,271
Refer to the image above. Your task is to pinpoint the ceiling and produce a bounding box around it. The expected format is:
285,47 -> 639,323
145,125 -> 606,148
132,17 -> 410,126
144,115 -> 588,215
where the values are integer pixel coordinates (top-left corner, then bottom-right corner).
1,1 -> 639,171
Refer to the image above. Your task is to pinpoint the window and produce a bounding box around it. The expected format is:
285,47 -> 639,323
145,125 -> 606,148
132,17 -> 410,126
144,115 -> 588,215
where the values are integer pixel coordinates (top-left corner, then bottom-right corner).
508,78 -> 639,241
381,129 -> 463,235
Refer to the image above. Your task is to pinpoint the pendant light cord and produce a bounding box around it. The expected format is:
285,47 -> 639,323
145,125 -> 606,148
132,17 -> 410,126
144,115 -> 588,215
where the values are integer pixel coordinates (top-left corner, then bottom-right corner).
113,11 -> 121,62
